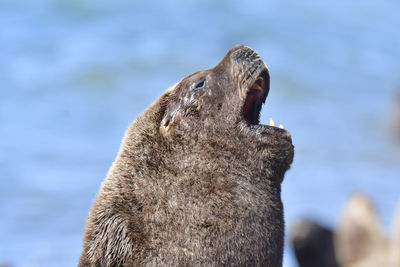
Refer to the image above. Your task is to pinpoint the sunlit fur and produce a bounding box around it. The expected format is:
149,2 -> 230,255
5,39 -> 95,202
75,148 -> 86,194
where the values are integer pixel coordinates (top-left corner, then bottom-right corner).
79,45 -> 294,267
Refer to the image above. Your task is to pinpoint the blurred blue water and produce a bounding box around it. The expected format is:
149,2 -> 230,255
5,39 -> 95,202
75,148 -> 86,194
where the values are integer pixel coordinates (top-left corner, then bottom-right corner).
1,0 -> 400,266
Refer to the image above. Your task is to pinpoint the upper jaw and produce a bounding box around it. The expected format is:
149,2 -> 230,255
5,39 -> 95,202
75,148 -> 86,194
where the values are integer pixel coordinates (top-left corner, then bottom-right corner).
238,61 -> 287,133
220,46 -> 287,132
245,68 -> 269,102
238,59 -> 269,99
240,64 -> 270,126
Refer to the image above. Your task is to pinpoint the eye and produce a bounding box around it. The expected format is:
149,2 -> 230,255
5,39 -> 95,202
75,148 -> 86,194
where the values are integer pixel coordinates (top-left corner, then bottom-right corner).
194,79 -> 205,89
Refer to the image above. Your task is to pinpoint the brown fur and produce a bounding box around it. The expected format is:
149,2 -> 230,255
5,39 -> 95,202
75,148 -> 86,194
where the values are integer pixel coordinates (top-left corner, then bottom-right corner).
79,45 -> 294,266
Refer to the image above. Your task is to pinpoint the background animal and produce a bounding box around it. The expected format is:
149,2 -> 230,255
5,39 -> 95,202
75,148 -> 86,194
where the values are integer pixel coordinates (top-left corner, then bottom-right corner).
290,193 -> 400,267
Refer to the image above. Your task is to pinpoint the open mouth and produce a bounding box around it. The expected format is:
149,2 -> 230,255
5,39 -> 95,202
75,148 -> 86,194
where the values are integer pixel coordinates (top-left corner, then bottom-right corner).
242,70 -> 269,125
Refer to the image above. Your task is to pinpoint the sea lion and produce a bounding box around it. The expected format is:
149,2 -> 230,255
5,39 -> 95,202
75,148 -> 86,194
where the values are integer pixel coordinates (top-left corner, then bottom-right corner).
290,194 -> 400,267
290,219 -> 339,267
334,193 -> 389,267
79,45 -> 294,266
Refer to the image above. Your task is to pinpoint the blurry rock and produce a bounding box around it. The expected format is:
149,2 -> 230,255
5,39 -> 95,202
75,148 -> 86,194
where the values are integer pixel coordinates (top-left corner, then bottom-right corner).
389,202 -> 400,267
334,193 -> 388,267
289,219 -> 339,267
335,193 -> 389,267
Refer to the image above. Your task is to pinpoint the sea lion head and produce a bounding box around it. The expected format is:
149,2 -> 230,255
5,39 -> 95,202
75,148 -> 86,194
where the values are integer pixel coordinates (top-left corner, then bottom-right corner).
159,45 -> 294,182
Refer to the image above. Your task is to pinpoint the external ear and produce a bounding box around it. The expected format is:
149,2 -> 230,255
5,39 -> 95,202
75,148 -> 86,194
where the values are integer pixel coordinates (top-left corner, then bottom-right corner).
389,202 -> 400,267
132,80 -> 182,135
160,104 -> 182,137
160,112 -> 173,134
334,192 -> 388,267
159,82 -> 180,137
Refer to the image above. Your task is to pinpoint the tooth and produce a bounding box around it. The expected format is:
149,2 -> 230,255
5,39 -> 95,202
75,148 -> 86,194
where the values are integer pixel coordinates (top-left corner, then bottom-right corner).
269,118 -> 276,127
279,124 -> 284,129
